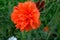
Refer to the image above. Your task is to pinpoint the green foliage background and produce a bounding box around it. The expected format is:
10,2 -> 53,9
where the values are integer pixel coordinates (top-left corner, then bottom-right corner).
0,0 -> 60,40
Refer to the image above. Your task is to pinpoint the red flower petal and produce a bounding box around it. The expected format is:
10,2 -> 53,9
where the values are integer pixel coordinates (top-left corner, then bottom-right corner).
11,1 -> 41,32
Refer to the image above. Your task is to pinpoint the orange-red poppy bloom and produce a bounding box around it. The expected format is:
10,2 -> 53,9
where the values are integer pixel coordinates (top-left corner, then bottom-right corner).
11,1 -> 41,32
44,26 -> 49,32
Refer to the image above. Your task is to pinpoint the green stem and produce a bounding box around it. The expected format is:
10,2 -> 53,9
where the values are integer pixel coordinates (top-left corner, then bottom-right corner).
21,32 -> 26,40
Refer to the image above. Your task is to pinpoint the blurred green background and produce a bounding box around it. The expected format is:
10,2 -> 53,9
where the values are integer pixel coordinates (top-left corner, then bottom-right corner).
0,0 -> 60,40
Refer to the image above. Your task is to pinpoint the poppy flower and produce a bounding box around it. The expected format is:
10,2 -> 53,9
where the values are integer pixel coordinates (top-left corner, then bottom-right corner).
11,1 -> 41,32
44,26 -> 49,32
